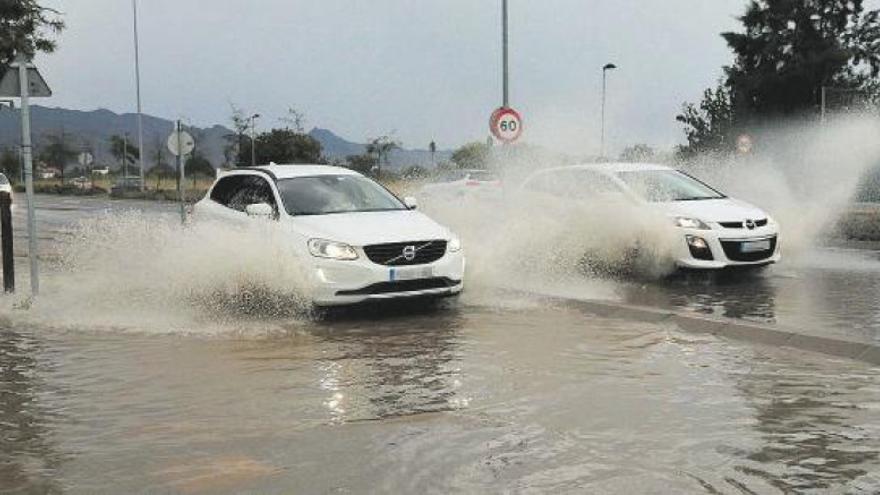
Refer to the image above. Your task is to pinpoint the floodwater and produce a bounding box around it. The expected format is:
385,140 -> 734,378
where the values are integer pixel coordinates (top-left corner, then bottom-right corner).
1,195 -> 880,493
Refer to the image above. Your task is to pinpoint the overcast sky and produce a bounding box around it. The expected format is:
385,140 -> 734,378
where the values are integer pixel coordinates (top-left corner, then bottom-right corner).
36,1 -> 750,154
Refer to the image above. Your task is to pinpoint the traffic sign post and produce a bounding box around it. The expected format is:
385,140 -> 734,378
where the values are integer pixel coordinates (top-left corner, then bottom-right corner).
167,122 -> 193,224
489,107 -> 523,143
1,56 -> 52,297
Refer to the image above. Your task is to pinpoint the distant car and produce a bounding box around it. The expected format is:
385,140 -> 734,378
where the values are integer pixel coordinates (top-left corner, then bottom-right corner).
0,173 -> 12,193
418,169 -> 502,201
192,164 -> 465,306
71,176 -> 93,190
521,163 -> 781,270
110,176 -> 143,195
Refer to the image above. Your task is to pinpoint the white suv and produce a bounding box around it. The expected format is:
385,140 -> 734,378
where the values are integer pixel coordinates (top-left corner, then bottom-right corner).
193,165 -> 465,305
521,163 -> 781,270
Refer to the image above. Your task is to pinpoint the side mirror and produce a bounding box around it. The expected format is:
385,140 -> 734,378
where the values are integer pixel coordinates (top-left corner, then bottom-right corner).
404,196 -> 418,210
245,203 -> 274,218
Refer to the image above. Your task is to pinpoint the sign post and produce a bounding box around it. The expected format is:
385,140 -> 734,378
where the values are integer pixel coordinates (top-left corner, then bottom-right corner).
1,56 -> 52,296
167,121 -> 194,224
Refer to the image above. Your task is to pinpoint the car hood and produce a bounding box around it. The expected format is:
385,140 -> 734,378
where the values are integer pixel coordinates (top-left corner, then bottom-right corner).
656,198 -> 768,223
289,210 -> 452,246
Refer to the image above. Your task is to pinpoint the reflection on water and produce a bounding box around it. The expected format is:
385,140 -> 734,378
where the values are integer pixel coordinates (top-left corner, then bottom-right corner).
619,247 -> 880,343
735,355 -> 880,492
0,301 -> 878,493
0,329 -> 62,493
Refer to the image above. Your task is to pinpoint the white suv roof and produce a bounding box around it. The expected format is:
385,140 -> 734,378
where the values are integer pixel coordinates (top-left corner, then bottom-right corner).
542,162 -> 673,174
225,164 -> 360,180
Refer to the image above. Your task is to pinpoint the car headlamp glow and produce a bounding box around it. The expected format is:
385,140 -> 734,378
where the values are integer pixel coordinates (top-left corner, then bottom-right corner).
674,217 -> 711,230
448,236 -> 462,253
308,239 -> 358,260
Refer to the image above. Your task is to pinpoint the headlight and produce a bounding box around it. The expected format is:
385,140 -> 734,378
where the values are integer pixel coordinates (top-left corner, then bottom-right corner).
448,236 -> 462,252
674,217 -> 711,230
308,239 -> 358,260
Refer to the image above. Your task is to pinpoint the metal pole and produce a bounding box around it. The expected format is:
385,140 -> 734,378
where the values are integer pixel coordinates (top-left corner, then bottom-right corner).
133,0 -> 145,191
250,116 -> 257,167
820,86 -> 827,126
122,134 -> 128,178
601,69 -> 607,158
176,120 -> 185,224
17,57 -> 38,295
1,192 -> 14,293
502,0 -> 509,109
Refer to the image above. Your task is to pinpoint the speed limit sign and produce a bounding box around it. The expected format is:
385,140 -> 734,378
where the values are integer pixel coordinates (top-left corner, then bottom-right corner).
489,107 -> 523,143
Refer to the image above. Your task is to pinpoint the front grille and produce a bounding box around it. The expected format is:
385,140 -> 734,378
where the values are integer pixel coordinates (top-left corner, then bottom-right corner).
363,240 -> 447,266
720,236 -> 777,262
336,277 -> 460,296
720,218 -> 768,229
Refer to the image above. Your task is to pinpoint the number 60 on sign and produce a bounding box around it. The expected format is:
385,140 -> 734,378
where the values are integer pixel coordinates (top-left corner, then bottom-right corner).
489,107 -> 523,143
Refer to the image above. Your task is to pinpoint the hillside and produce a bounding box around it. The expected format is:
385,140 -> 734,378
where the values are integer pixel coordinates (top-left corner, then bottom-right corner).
0,106 -> 451,170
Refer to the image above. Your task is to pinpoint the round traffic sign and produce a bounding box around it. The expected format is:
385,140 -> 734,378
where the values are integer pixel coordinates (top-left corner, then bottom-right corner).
489,107 -> 523,143
78,151 -> 93,166
167,130 -> 195,156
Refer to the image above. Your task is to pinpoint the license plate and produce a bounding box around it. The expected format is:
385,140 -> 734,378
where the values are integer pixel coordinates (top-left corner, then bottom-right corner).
741,240 -> 771,253
389,265 -> 434,281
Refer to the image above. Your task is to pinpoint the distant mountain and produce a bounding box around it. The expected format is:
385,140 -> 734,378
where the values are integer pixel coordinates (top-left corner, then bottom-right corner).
0,105 -> 451,171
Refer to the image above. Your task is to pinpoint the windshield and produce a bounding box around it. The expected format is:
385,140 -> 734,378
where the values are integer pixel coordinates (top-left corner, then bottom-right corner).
276,175 -> 407,215
616,170 -> 725,202
0,174 -> 8,185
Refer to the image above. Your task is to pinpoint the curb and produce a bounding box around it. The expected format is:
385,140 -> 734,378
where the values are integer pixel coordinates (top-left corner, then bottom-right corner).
526,294 -> 880,366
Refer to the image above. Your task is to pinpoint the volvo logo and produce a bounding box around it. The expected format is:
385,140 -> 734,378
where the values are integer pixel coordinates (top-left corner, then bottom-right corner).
744,219 -> 756,230
402,245 -> 417,261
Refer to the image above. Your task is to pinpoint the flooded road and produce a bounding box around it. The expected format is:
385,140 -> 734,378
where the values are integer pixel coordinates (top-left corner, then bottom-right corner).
4,302 -> 880,493
1,195 -> 879,493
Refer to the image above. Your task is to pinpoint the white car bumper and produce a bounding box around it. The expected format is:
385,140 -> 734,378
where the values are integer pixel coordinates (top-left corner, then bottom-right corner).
309,250 -> 465,306
674,226 -> 781,270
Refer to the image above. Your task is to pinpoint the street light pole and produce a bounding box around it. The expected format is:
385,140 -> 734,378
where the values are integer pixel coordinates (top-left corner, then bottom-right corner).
132,0 -> 145,191
600,62 -> 617,159
249,113 -> 260,167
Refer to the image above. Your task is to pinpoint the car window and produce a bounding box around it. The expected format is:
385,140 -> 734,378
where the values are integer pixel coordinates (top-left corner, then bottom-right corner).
211,174 -> 278,213
437,170 -> 466,182
276,175 -> 406,215
467,171 -> 497,182
210,175 -> 244,206
616,169 -> 725,202
0,174 -> 9,185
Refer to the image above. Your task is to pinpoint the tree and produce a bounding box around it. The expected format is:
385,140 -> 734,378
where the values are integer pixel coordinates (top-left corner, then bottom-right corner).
223,103 -> 251,167
279,106 -> 306,133
619,144 -> 656,163
240,128 -> 325,165
0,0 -> 64,67
148,162 -> 174,190
723,0 -> 880,117
345,153 -> 377,175
676,81 -> 735,156
450,141 -> 491,169
39,130 -> 76,183
365,135 -> 400,179
185,152 -> 214,188
108,135 -> 140,177
0,147 -> 19,182
678,0 -> 880,155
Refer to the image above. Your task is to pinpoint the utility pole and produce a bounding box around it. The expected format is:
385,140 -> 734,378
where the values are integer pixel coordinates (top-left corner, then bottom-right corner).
502,0 -> 509,109
15,56 -> 39,295
133,0 -> 145,191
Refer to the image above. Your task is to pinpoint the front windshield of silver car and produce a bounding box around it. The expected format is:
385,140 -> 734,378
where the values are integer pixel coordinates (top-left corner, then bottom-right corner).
616,170 -> 725,202
276,175 -> 407,215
